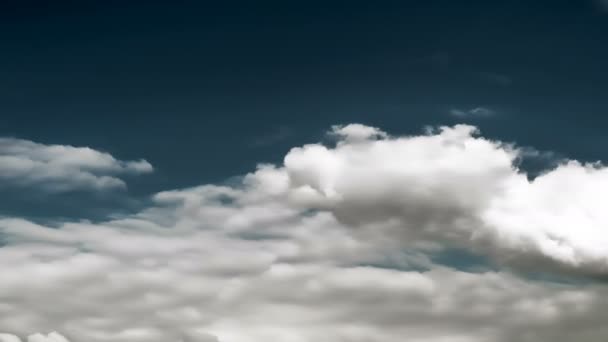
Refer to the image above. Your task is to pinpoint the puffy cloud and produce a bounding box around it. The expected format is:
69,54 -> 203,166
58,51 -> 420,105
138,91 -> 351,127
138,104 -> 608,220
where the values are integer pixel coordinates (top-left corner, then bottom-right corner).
283,124 -> 608,276
3,123 -> 608,341
27,333 -> 70,342
0,137 -> 152,192
330,123 -> 388,143
0,334 -> 23,342
0,212 -> 607,342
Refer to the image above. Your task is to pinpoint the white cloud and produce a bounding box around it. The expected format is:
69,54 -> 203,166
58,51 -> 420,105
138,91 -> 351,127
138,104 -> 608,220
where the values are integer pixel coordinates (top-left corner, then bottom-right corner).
0,334 -> 23,342
331,123 -> 388,143
0,332 -> 70,342
27,332 -> 70,342
3,124 -> 608,341
0,137 -> 153,192
284,124 -> 608,276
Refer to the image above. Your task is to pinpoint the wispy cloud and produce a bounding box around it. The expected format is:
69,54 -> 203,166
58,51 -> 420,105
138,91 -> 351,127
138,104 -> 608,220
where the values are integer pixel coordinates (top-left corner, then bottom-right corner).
449,107 -> 496,118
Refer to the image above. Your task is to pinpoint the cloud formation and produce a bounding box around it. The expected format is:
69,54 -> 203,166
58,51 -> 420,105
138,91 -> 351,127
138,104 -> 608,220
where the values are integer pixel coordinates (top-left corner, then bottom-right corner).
0,137 -> 152,192
286,124 -> 608,276
2,123 -> 608,341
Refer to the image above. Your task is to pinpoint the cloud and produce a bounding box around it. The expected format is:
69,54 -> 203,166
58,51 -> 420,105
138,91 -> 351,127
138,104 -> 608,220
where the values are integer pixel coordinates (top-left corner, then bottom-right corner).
0,334 -> 23,342
285,124 -> 608,276
0,137 -> 153,192
0,332 -> 69,342
450,107 -> 495,118
3,124 -> 608,341
331,123 -> 388,143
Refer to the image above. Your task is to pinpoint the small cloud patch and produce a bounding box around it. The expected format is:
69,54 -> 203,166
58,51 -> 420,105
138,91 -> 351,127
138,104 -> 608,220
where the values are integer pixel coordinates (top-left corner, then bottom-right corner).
0,137 -> 153,193
449,107 -> 496,118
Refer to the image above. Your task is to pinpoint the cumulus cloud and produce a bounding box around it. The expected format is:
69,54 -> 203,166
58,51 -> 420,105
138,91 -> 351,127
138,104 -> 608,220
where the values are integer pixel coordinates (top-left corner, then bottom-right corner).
0,334 -> 23,342
330,123 -> 389,143
450,107 -> 495,118
285,124 -> 608,276
0,137 -> 153,192
3,123 -> 608,341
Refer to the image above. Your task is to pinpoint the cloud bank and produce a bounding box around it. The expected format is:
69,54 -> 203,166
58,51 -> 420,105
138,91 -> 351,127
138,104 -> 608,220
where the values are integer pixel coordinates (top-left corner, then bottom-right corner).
0,137 -> 152,192
2,124 -> 608,341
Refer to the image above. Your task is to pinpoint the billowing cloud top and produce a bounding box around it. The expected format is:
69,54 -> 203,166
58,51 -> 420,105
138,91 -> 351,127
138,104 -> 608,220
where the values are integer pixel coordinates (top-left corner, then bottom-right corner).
286,124 -> 608,275
0,137 -> 152,192
2,124 -> 608,341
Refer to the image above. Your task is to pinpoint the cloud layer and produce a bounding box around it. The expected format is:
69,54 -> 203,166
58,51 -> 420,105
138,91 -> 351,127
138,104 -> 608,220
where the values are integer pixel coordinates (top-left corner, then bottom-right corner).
0,137 -> 152,192
2,124 -> 608,341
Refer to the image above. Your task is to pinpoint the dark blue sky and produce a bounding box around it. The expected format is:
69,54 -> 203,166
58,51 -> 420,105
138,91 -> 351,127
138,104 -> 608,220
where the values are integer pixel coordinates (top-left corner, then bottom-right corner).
2,0 -> 608,219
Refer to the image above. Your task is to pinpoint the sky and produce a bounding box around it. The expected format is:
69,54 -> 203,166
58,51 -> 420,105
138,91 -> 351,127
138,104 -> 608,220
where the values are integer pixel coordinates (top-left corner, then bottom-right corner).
2,1 -> 608,341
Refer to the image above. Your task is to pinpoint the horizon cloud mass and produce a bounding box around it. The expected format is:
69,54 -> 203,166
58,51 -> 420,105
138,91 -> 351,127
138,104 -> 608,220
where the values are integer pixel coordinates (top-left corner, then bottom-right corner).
2,123 -> 608,341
